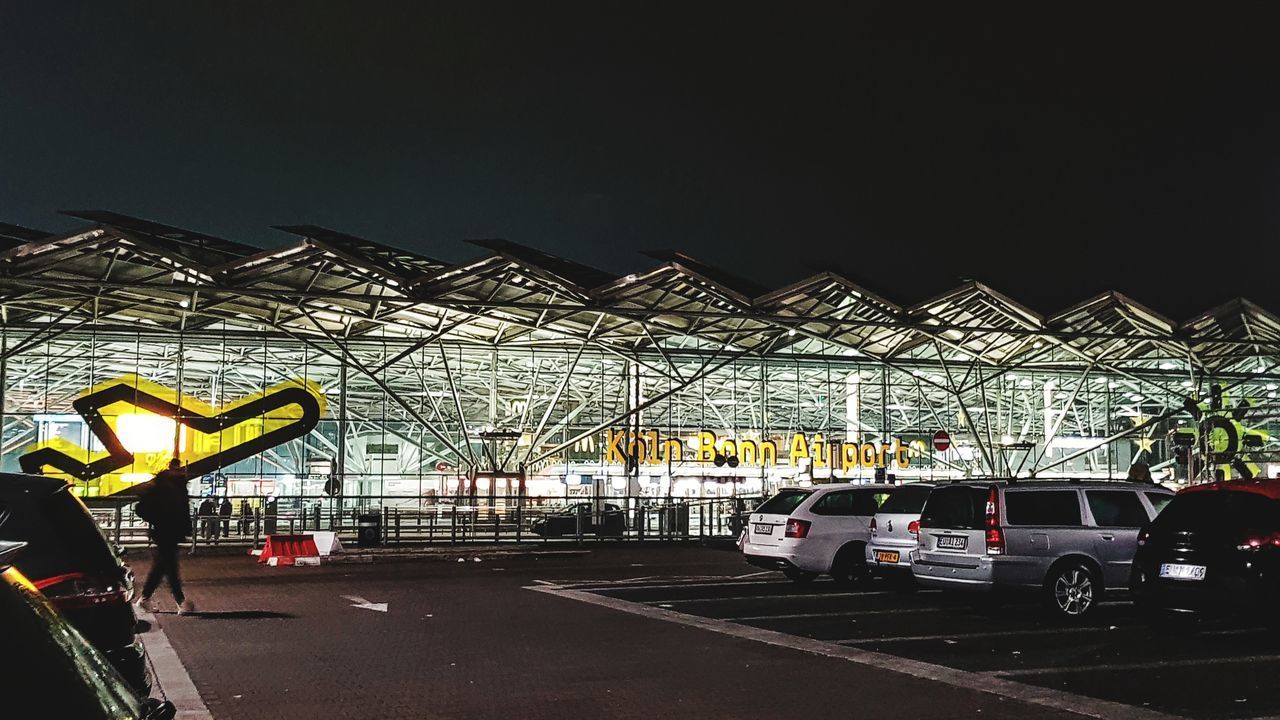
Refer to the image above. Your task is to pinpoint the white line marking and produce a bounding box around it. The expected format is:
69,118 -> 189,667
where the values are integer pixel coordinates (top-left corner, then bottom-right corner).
839,626 -> 1112,645
341,594 -> 389,612
136,610 -> 213,720
991,653 -> 1280,677
734,570 -> 776,579
526,585 -> 1184,720
560,576 -> 788,589
728,607 -> 946,621
640,589 -> 945,605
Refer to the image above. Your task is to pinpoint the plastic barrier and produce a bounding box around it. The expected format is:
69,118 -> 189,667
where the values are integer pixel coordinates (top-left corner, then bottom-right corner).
257,534 -> 320,566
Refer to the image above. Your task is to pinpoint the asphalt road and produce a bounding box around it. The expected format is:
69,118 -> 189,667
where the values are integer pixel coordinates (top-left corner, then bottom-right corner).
131,545 -> 1279,720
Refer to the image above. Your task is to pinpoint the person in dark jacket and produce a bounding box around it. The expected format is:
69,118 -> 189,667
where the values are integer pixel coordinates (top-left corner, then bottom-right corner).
219,496 -> 233,536
134,459 -> 195,614
198,496 -> 217,540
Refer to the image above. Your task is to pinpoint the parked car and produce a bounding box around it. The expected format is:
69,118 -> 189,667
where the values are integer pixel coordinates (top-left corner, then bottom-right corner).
912,480 -> 1173,617
741,484 -> 889,584
0,473 -> 151,694
530,502 -> 626,537
0,540 -> 175,720
867,483 -> 937,579
1132,478 -> 1280,622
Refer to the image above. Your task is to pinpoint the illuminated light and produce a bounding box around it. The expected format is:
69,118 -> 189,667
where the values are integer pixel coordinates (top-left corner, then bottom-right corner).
788,329 -> 796,336
1032,341 -> 1044,349
1000,434 -> 1015,445
1108,382 -> 1117,389
1019,379 -> 1032,388
1181,380 -> 1193,387
179,299 -> 189,308
116,413 -> 181,454
1268,384 -> 1278,391
1160,363 -> 1177,370
911,370 -> 923,377
120,473 -> 151,484
1129,394 -> 1143,402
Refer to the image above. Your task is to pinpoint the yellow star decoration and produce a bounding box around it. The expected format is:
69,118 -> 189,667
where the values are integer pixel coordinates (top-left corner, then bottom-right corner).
1131,414 -> 1156,453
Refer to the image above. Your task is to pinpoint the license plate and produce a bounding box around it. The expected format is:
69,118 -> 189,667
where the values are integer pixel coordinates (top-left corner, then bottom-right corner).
753,523 -> 773,535
1159,563 -> 1207,581
874,550 -> 900,564
935,534 -> 968,550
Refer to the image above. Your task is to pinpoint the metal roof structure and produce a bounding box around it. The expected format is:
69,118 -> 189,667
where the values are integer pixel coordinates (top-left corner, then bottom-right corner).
2,212 -> 1279,488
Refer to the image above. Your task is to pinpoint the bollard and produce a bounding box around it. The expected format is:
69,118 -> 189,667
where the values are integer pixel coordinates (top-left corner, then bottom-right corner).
451,506 -> 458,545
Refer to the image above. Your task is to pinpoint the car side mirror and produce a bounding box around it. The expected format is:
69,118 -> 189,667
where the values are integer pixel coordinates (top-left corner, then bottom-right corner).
141,698 -> 177,720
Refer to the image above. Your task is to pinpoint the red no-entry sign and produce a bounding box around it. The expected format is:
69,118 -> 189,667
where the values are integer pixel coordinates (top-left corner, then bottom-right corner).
933,430 -> 951,453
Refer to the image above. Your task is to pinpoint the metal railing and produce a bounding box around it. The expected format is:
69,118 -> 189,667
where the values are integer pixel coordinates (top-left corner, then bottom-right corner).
85,495 -> 762,553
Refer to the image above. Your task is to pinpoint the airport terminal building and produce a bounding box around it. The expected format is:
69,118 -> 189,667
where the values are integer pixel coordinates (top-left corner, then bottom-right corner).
2,213 -> 1278,505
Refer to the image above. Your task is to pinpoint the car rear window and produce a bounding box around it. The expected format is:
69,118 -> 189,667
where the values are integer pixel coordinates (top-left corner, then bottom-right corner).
755,489 -> 813,516
1004,490 -> 1082,526
918,486 -> 987,529
878,486 -> 933,515
1144,492 -> 1172,515
1086,491 -> 1150,527
1153,491 -> 1280,532
811,489 -> 883,517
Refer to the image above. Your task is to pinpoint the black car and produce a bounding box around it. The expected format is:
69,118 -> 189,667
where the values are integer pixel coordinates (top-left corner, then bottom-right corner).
0,473 -> 151,694
530,502 -> 626,537
1,540 -> 174,720
1132,479 -> 1280,622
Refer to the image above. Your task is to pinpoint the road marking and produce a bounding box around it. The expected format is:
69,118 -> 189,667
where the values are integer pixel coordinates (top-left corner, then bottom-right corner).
558,576 -> 766,591
642,589 -> 943,605
735,570 -> 776,579
136,609 -> 213,720
991,653 -> 1280,677
528,584 -> 1183,720
726,607 -> 946,621
839,626 -> 1112,645
342,594 -> 389,612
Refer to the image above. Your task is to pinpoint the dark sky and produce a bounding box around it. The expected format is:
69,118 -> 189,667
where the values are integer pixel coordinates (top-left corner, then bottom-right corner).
3,3 -> 1279,319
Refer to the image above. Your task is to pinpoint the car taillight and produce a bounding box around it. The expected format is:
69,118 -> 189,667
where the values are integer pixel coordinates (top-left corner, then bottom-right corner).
1136,528 -> 1150,547
869,517 -> 878,535
1236,532 -> 1280,551
32,572 -> 128,610
785,519 -> 811,539
907,520 -> 920,537
984,487 -> 1005,555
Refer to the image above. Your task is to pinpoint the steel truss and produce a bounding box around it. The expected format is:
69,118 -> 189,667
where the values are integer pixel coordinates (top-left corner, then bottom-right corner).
3,212 -> 1280,495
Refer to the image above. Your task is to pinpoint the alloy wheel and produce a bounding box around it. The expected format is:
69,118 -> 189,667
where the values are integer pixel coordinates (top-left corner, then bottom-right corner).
1052,566 -> 1094,616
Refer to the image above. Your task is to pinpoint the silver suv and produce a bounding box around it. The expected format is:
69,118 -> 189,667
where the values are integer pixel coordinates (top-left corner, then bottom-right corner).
911,480 -> 1174,617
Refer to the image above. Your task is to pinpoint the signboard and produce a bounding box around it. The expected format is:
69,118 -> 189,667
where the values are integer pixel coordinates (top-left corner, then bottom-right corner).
603,429 -> 915,472
933,430 -> 951,453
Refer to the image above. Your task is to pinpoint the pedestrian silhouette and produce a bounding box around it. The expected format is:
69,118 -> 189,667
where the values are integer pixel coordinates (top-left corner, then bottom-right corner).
134,459 -> 196,614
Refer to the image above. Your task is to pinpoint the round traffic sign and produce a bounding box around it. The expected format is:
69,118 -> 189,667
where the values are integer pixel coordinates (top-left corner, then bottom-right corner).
932,430 -> 951,453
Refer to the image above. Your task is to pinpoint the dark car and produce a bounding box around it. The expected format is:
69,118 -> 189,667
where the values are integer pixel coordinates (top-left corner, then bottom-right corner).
1133,478 -> 1280,622
530,502 -> 626,537
0,540 -> 174,720
0,473 -> 150,694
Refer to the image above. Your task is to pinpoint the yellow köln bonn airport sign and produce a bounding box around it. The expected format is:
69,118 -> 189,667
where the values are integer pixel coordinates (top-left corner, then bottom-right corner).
604,429 -> 918,474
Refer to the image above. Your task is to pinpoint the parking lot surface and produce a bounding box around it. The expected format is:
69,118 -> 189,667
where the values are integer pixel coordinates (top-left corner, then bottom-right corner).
539,567 -> 1280,720
133,544 -> 1280,720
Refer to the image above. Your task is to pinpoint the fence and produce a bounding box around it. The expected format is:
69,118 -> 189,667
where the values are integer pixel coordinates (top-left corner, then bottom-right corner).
85,495 -> 762,553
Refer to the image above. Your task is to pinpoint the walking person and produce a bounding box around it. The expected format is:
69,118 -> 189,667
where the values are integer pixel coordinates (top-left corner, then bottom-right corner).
219,496 -> 233,537
134,459 -> 196,614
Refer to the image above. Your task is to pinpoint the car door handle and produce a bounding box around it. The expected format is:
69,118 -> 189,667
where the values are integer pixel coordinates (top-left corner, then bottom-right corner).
1099,534 -> 1115,541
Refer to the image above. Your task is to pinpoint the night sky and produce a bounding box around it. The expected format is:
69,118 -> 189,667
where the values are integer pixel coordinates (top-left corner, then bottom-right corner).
3,3 -> 1279,319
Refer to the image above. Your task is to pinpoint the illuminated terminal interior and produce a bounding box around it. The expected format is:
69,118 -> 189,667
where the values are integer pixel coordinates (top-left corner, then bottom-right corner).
2,212 -> 1279,504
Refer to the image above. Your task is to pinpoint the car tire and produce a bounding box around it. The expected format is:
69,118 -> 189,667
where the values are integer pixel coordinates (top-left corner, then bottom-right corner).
829,544 -> 869,587
1045,560 -> 1099,618
783,568 -> 818,583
